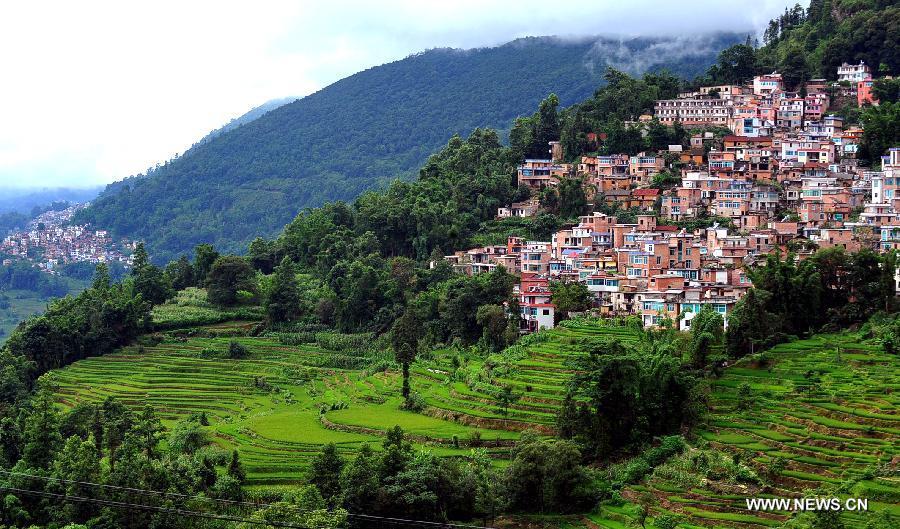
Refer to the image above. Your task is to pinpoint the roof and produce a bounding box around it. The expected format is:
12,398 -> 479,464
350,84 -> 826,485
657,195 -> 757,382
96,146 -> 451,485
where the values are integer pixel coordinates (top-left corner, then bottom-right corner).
724,135 -> 773,144
633,188 -> 660,197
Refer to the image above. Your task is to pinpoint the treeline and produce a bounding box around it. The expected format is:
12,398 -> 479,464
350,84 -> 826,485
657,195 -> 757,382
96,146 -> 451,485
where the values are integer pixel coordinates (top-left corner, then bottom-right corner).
510,69 -> 690,163
0,262 -> 70,299
727,248 -> 898,356
0,390 -> 345,529
757,0 -> 898,82
304,428 -> 596,524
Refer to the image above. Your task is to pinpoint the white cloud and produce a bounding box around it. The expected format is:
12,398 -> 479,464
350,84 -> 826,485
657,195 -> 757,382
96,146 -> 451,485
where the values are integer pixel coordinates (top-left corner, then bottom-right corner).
0,0 -> 801,189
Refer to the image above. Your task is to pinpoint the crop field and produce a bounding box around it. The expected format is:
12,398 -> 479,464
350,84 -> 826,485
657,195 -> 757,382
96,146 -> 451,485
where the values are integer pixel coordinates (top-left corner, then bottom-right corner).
47,293 -> 898,527
49,297 -> 639,488
586,331 -> 900,529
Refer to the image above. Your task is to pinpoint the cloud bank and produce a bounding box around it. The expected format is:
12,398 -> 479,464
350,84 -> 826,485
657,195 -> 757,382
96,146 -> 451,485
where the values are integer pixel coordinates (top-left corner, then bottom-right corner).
0,0 -> 801,190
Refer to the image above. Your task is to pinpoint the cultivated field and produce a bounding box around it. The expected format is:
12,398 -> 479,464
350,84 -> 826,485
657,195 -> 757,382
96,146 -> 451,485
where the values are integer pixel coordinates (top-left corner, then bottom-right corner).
587,332 -> 900,529
48,292 -> 898,526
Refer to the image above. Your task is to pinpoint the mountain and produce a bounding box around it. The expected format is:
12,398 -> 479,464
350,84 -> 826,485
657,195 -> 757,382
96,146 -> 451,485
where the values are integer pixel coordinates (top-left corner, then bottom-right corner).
0,187 -> 101,215
77,33 -> 743,263
194,97 -> 298,146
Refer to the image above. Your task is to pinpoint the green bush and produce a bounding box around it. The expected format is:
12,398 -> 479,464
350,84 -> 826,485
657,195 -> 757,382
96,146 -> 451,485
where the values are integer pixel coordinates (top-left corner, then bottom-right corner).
228,341 -> 249,359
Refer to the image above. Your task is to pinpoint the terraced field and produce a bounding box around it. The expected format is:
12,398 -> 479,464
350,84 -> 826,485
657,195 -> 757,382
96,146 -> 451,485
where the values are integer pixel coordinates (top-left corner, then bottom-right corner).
49,312 -> 636,488
587,331 -> 900,529
47,298 -> 898,527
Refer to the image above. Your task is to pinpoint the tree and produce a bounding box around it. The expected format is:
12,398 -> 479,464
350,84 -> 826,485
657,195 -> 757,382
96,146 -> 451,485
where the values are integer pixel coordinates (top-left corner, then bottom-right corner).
468,448 -> 503,525
131,242 -> 172,305
164,256 -> 195,291
504,435 -> 593,513
206,256 -> 256,306
708,44 -> 758,84
556,176 -> 588,219
379,426 -> 412,480
391,309 -> 420,404
880,250 -> 897,313
475,304 -> 513,352
193,243 -> 220,285
266,257 -> 301,324
495,385 -> 520,417
227,450 -> 246,484
22,389 -> 62,469
168,418 -> 209,455
309,443 -> 344,507
780,43 -> 810,90
91,263 -> 111,291
860,102 -> 900,165
132,404 -> 162,461
564,339 -> 700,458
726,288 -> 775,357
100,397 -> 133,470
340,443 -> 379,513
248,237 -> 278,274
550,280 -> 592,319
635,491 -> 656,529
688,306 -> 724,368
52,435 -> 101,523
737,382 -> 753,411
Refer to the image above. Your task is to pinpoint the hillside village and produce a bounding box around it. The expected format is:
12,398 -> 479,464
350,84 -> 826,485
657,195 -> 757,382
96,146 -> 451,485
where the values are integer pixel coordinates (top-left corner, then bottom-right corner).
445,62 -> 900,332
0,204 -> 135,273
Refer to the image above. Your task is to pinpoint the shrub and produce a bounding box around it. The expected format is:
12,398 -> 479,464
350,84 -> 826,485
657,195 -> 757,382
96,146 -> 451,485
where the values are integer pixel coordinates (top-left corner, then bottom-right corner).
401,392 -> 426,412
228,341 -> 249,359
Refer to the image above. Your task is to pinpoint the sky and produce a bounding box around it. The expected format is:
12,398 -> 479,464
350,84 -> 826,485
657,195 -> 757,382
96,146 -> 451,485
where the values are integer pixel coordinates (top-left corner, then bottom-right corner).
0,0 -> 802,190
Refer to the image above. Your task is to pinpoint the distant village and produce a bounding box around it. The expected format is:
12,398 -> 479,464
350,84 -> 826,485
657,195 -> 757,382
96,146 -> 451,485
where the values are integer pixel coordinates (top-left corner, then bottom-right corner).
444,62 -> 900,333
0,204 -> 135,273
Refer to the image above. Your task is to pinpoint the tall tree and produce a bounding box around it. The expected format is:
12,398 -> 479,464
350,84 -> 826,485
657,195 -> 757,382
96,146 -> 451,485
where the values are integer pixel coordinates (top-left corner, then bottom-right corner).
206,256 -> 256,306
309,443 -> 345,508
266,257 -> 301,324
21,389 -> 62,469
391,309 -> 421,404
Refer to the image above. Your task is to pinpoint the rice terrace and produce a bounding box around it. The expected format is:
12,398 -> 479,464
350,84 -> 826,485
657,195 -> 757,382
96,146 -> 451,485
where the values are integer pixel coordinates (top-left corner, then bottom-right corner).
45,288 -> 900,528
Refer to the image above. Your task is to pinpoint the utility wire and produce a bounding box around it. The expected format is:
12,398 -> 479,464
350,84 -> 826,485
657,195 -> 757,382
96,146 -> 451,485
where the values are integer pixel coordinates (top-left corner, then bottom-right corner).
0,470 -> 497,529
0,486 -> 313,528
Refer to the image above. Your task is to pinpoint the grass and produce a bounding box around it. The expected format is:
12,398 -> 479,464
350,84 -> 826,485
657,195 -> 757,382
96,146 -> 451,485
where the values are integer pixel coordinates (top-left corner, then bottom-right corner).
46,303 -> 900,526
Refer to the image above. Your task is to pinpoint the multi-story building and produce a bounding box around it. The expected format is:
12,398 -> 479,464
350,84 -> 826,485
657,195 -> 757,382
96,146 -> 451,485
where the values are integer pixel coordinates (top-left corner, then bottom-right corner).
654,98 -> 732,126
837,61 -> 872,83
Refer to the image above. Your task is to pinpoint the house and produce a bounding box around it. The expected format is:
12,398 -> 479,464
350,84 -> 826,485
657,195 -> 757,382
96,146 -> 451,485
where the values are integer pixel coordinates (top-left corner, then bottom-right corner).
753,73 -> 784,95
837,61 -> 871,83
517,275 -> 555,332
654,98 -> 733,126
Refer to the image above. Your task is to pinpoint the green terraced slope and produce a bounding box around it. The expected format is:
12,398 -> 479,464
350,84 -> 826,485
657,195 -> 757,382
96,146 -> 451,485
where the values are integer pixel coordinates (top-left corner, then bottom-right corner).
589,331 -> 900,529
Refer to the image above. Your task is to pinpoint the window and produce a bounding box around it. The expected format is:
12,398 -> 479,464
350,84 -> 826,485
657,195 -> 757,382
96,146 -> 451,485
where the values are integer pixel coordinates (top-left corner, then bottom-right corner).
542,309 -> 550,316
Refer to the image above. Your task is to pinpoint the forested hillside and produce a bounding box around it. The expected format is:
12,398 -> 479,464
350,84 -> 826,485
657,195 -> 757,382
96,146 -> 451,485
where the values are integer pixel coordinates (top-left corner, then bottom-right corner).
76,33 -> 742,263
756,0 -> 899,81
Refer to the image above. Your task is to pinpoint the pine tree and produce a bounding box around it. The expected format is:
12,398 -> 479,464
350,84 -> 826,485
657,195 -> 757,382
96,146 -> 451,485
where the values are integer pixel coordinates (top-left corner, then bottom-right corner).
227,449 -> 246,484
391,309 -> 420,404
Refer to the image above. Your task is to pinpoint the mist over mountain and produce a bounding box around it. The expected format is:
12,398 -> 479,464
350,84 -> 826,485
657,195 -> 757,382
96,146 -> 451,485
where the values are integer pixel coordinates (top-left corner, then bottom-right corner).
77,32 -> 743,262
0,187 -> 101,215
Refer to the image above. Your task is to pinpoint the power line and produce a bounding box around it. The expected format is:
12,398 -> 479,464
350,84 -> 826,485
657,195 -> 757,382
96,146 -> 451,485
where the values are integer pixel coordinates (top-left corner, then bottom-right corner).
0,486 -> 314,528
0,470 -> 497,529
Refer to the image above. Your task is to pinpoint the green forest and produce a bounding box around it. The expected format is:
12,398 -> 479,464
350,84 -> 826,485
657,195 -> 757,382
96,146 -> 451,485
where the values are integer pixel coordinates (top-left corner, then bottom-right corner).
75,33 -> 743,263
